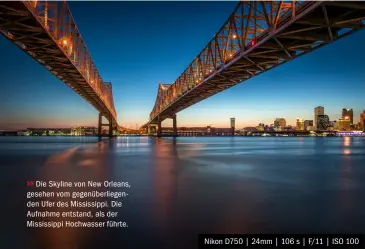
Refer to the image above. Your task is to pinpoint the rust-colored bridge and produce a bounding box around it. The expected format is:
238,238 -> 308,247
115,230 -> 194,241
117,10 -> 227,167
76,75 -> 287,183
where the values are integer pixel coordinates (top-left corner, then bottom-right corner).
0,1 -> 122,136
143,1 -> 365,136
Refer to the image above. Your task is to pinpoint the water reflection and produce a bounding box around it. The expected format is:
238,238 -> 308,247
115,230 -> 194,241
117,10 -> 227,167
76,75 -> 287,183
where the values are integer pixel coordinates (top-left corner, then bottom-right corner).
343,136 -> 351,155
153,138 -> 179,228
1,136 -> 365,249
34,141 -> 110,249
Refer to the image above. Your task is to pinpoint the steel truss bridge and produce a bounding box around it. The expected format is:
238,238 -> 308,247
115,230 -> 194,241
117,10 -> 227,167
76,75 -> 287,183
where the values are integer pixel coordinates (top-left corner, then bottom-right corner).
0,1 -> 124,136
143,1 -> 365,136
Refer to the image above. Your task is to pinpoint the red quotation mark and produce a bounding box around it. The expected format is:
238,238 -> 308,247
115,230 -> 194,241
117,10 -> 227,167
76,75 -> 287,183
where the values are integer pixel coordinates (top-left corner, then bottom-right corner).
26,181 -> 34,186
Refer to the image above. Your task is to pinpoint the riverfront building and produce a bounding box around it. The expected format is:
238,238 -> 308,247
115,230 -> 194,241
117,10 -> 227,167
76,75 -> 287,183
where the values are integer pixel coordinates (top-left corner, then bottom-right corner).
274,118 -> 286,129
317,115 -> 330,131
314,106 -> 324,130
296,118 -> 304,131
339,117 -> 351,131
342,108 -> 354,124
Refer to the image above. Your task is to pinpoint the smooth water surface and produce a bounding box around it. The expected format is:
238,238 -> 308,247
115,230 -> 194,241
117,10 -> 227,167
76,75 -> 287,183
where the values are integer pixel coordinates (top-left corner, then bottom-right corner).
1,136 -> 365,249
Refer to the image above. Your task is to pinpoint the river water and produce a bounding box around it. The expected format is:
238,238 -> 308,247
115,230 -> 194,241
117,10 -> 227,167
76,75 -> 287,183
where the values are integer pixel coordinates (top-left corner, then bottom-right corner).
1,136 -> 365,249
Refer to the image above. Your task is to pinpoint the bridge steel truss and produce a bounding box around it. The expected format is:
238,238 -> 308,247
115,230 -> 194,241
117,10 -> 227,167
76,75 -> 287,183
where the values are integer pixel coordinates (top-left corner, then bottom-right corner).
144,1 -> 365,133
0,1 -> 118,136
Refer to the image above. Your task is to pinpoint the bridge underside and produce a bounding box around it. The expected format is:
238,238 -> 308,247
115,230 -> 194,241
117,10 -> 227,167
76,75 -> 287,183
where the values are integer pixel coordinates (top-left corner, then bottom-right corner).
145,1 -> 365,127
0,2 -> 118,135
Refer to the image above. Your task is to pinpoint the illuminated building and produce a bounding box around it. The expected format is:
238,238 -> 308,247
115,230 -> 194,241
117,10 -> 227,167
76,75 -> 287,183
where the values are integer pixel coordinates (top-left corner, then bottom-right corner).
361,110 -> 365,130
71,126 -> 98,136
230,118 -> 235,132
354,122 -> 361,131
296,118 -> 304,130
328,121 -> 337,131
338,117 -> 351,131
303,120 -> 313,130
342,108 -> 354,124
282,125 -> 294,132
314,106 -> 324,130
334,121 -> 340,131
17,130 -> 31,136
274,118 -> 286,128
27,128 -> 71,136
256,123 -> 265,131
317,115 -> 329,131
242,127 -> 258,132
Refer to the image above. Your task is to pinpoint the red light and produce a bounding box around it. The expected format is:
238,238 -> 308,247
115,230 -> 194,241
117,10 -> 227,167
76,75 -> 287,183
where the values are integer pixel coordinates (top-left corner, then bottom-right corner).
251,40 -> 255,46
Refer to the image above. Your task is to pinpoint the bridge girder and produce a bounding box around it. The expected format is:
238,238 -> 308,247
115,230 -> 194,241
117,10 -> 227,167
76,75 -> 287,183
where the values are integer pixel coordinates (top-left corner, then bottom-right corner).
0,1 -> 118,125
143,0 -> 365,128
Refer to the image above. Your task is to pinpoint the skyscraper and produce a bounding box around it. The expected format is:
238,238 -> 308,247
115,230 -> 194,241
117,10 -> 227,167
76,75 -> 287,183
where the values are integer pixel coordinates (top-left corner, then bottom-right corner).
230,118 -> 235,133
342,108 -> 354,124
360,111 -> 365,130
317,115 -> 330,131
339,117 -> 351,131
303,120 -> 313,131
314,106 -> 324,130
296,118 -> 304,130
274,118 -> 286,128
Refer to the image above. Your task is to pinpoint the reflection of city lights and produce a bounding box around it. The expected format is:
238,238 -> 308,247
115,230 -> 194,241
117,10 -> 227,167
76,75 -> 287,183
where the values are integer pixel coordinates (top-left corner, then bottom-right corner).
344,136 -> 350,147
344,149 -> 350,155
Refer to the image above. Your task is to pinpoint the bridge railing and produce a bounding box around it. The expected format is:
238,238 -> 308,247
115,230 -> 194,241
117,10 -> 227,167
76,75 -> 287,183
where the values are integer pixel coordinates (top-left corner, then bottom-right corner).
20,1 -> 116,120
149,0 -> 310,121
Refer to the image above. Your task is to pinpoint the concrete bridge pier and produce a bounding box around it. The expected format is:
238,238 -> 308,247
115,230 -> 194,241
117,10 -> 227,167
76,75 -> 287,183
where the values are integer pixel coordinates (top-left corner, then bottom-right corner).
172,114 -> 177,137
98,113 -> 102,137
153,114 -> 178,137
157,116 -> 162,137
108,113 -> 113,137
98,112 -> 115,138
147,125 -> 155,135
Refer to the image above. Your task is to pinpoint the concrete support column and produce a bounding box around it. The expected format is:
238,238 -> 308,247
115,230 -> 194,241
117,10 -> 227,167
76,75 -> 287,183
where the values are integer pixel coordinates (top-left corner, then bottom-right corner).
147,125 -> 151,135
172,114 -> 177,137
108,114 -> 113,137
157,116 -> 162,137
98,113 -> 102,137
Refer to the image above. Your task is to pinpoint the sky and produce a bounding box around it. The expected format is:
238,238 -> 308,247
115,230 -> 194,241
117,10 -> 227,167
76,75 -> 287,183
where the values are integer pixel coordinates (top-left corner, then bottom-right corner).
0,1 -> 365,130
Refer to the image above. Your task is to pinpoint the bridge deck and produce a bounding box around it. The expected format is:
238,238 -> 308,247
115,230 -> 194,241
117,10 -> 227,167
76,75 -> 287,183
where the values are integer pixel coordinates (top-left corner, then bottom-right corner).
0,1 -> 117,125
146,1 -> 365,126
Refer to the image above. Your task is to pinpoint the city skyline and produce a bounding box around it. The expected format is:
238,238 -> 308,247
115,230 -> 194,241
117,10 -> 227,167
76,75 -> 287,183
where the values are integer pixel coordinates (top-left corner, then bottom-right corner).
2,105 -> 364,130
1,2 -> 365,130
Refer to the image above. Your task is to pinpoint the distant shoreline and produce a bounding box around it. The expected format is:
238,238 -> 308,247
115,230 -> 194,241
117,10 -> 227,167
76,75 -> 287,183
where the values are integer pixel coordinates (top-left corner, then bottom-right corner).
0,134 -> 364,138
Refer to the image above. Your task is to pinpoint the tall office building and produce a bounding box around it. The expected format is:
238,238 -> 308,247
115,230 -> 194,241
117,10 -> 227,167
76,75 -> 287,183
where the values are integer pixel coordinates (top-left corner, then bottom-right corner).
296,118 -> 304,130
230,118 -> 235,129
317,115 -> 330,131
274,118 -> 286,128
338,117 -> 351,131
342,108 -> 354,124
361,111 -> 365,130
303,120 -> 313,131
314,106 -> 324,130
230,118 -> 235,134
